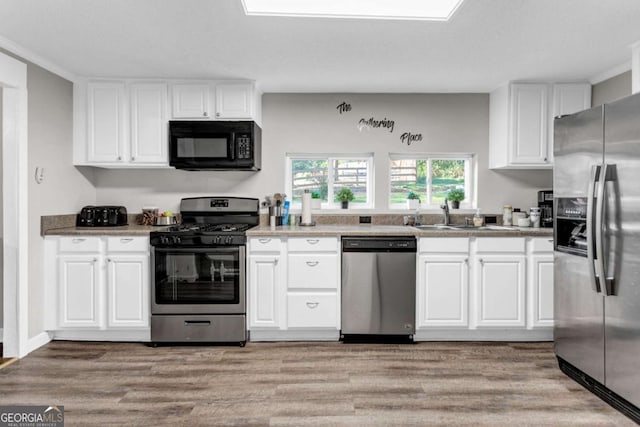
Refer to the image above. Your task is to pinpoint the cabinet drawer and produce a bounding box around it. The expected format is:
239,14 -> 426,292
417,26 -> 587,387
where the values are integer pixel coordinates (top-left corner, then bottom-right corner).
58,237 -> 101,253
420,237 -> 469,253
287,293 -> 338,328
106,236 -> 149,252
249,237 -> 282,252
288,237 -> 338,252
476,237 -> 525,253
530,237 -> 554,252
288,254 -> 339,289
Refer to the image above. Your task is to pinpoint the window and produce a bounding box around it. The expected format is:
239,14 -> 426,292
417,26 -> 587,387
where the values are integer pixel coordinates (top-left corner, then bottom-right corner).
286,154 -> 374,208
389,154 -> 473,209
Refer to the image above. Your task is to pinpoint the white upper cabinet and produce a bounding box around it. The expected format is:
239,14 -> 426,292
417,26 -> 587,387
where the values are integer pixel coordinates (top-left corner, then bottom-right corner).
171,83 -> 211,118
489,81 -> 591,169
74,78 -> 261,168
130,83 -> 168,164
87,82 -> 126,163
215,82 -> 255,119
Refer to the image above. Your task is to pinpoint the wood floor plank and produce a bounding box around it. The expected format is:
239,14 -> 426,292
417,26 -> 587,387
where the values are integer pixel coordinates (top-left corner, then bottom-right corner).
0,341 -> 635,426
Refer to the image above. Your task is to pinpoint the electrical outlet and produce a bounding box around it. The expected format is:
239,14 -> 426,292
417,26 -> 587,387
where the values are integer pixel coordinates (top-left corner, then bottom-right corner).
359,216 -> 372,224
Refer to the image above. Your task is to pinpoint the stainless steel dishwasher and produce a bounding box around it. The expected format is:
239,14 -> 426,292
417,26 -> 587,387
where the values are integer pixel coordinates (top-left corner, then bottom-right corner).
341,236 -> 416,341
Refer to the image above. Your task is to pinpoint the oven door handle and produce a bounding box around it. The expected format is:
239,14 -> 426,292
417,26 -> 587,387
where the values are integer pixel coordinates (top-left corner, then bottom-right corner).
152,246 -> 241,254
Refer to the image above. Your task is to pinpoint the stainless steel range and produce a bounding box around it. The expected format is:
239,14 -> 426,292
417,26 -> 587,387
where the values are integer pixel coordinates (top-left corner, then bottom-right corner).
149,197 -> 259,346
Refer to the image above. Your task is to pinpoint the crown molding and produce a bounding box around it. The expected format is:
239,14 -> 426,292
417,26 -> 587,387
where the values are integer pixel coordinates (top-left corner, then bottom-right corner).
0,34 -> 77,82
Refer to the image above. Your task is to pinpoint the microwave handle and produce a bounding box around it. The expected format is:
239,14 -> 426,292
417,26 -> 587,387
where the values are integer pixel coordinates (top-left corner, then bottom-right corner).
229,133 -> 236,160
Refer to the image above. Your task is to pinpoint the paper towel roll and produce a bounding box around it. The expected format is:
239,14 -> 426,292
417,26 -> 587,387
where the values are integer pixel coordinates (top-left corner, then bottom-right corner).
301,191 -> 312,224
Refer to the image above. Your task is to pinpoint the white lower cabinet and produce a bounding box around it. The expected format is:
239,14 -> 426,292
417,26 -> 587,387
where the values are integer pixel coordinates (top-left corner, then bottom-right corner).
106,254 -> 149,328
417,238 -> 469,328
45,236 -> 150,340
248,236 -> 340,340
416,236 -> 553,341
58,255 -> 102,328
248,254 -> 282,329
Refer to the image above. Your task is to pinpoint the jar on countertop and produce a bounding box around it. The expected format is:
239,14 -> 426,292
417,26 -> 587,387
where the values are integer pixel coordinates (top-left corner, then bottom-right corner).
503,205 -> 513,226
530,207 -> 541,228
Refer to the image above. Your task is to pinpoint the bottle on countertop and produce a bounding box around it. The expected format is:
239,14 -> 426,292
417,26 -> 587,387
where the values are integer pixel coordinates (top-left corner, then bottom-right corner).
473,209 -> 484,227
503,205 -> 513,226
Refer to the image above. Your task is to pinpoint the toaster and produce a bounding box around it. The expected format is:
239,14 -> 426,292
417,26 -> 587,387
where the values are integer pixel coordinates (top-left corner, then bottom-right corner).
76,206 -> 128,227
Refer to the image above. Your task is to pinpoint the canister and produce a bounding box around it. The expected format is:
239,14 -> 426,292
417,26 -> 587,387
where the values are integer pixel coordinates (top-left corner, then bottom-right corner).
503,205 -> 513,226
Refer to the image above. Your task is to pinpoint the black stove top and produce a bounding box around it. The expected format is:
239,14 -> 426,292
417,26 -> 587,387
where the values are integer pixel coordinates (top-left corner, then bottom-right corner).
165,223 -> 253,234
150,197 -> 260,247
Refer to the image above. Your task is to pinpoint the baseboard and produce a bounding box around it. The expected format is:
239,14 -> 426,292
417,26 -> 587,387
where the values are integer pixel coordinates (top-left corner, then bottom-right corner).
24,331 -> 52,356
249,329 -> 340,341
414,328 -> 553,341
52,329 -> 150,342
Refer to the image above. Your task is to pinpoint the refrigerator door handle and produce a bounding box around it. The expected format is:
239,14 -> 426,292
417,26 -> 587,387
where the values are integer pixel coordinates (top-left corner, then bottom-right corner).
595,163 -> 612,296
587,164 -> 601,293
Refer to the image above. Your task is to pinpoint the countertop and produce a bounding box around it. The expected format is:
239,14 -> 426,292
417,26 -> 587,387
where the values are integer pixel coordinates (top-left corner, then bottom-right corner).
246,224 -> 554,238
43,223 -> 553,238
43,224 -> 171,236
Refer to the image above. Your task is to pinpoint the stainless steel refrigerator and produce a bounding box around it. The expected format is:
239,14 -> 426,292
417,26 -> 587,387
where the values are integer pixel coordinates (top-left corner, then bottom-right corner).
554,91 -> 640,423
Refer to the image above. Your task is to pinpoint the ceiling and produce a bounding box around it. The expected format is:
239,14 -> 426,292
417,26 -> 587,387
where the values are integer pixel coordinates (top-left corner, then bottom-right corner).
1,0 -> 639,93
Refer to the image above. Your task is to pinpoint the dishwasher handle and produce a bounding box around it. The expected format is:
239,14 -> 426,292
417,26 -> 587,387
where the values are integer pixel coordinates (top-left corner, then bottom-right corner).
342,236 -> 416,253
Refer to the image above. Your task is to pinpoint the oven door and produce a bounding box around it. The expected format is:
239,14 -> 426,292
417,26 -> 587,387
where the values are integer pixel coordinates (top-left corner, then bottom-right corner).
151,246 -> 245,315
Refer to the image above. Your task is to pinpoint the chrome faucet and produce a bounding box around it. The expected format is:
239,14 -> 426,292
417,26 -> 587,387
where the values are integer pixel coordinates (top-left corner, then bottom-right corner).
440,199 -> 450,225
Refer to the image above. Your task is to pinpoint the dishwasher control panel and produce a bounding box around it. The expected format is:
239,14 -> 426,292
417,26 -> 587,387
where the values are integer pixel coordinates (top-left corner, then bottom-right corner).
342,237 -> 416,252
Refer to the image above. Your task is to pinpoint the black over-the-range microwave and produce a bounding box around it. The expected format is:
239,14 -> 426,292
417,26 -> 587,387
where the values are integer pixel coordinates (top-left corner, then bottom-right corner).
169,120 -> 261,171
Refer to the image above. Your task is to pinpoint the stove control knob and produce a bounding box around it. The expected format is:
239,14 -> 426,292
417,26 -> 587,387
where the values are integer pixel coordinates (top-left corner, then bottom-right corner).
172,236 -> 181,244
160,236 -> 169,245
225,236 -> 233,244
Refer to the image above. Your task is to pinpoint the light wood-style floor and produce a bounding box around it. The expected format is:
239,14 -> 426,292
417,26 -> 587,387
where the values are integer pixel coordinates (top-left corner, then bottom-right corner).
0,341 -> 634,426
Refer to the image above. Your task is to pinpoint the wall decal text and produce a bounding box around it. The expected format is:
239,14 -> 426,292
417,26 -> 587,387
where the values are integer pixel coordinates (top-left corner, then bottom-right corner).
400,132 -> 423,145
336,102 -> 352,114
358,117 -> 395,133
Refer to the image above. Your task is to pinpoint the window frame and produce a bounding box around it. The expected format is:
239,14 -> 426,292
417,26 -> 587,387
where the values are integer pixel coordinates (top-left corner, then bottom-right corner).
388,153 -> 475,210
285,153 -> 375,209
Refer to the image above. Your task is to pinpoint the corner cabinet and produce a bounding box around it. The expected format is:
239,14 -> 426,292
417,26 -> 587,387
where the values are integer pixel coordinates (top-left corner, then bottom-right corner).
489,82 -> 591,169
247,236 -> 340,341
44,236 -> 150,341
415,235 -> 553,341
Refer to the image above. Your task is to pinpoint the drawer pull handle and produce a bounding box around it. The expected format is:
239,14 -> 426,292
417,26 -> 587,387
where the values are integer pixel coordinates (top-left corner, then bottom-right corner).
306,302 -> 319,309
258,238 -> 271,243
306,261 -> 319,267
306,239 -> 320,244
72,238 -> 86,243
120,238 -> 134,243
548,239 -> 554,243
185,320 -> 211,326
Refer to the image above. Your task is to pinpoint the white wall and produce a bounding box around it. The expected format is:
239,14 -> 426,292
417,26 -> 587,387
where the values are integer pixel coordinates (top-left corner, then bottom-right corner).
95,93 -> 551,213
0,87 -> 3,331
0,47 -> 98,339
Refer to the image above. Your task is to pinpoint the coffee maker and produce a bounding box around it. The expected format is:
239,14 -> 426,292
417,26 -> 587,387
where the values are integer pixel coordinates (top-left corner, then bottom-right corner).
538,190 -> 553,228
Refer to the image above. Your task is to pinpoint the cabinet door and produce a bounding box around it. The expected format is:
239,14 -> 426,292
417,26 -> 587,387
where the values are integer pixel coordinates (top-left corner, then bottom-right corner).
106,254 -> 149,328
171,83 -> 211,118
87,82 -> 125,163
215,83 -> 253,119
474,254 -> 526,327
417,254 -> 469,328
548,83 -> 591,163
59,255 -> 102,328
510,83 -> 549,165
248,255 -> 282,329
529,254 -> 554,327
130,83 -> 168,164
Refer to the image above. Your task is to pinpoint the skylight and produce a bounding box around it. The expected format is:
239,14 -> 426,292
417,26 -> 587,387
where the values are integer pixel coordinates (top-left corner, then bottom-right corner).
241,0 -> 464,21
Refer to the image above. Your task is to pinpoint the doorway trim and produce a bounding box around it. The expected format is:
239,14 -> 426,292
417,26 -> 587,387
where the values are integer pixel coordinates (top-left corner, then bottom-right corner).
1,51 -> 29,357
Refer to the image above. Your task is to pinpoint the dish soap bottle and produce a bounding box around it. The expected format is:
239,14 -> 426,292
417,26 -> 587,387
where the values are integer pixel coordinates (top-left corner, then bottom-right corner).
473,209 -> 484,227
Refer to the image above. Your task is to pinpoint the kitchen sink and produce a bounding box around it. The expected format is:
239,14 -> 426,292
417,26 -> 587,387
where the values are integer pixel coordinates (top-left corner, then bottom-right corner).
414,224 -> 517,231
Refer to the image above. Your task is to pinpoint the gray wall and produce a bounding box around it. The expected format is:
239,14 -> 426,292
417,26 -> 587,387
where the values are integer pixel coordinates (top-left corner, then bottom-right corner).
95,93 -> 551,213
0,48 -> 97,338
592,71 -> 632,106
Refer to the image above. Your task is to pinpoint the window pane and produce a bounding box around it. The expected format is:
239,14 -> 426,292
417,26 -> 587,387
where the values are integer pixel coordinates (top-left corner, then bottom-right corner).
291,159 -> 328,204
390,159 -> 427,204
431,159 -> 465,205
332,159 -> 368,203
